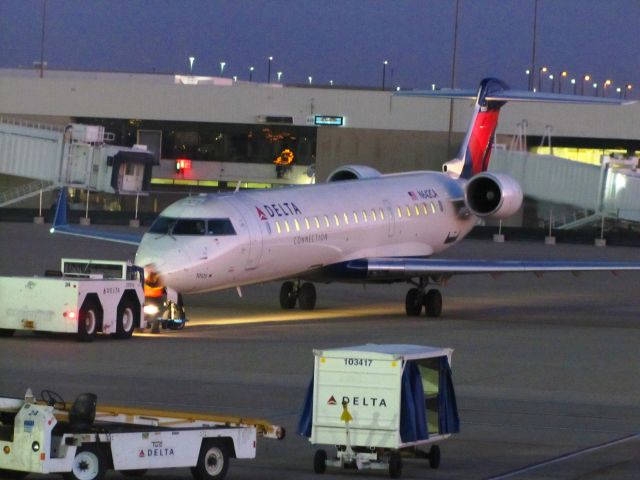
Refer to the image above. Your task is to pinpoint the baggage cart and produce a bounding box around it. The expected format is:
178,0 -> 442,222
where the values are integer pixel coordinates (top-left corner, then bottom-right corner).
298,344 -> 460,478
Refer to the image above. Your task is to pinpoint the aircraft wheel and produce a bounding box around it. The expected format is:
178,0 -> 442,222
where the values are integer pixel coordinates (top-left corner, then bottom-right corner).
424,289 -> 442,318
298,282 -> 317,310
405,288 -> 423,316
279,281 -> 297,309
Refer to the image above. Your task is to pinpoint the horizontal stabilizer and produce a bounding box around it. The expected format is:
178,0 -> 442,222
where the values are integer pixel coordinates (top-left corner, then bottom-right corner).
397,88 -> 633,105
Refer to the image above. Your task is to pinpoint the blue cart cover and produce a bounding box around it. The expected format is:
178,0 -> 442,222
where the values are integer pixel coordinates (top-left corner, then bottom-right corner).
297,356 -> 459,439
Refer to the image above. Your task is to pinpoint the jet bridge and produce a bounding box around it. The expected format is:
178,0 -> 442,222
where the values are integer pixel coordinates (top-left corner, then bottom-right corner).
489,149 -> 640,228
0,118 -> 157,208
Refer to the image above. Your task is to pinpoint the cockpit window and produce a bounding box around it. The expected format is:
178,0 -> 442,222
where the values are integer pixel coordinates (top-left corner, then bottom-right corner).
149,216 -> 174,234
207,219 -> 236,235
173,219 -> 206,235
149,216 -> 236,236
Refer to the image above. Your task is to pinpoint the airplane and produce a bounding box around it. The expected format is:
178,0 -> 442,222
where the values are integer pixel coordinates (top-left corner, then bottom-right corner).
51,78 -> 640,318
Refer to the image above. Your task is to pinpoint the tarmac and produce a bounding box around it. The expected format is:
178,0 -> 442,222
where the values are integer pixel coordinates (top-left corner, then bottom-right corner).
0,221 -> 639,479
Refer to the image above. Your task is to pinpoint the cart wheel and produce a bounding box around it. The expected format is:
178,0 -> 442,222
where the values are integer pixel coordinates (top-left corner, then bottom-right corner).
63,444 -> 107,480
388,451 -> 402,479
191,439 -> 229,480
313,449 -> 327,474
428,444 -> 441,469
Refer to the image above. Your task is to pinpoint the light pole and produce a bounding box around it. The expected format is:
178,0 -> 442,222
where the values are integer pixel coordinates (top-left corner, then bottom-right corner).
382,60 -> 388,90
625,84 -> 632,99
616,87 -> 622,98
525,69 -> 531,89
571,78 -> 576,94
39,0 -> 47,78
220,61 -> 226,76
188,56 -> 195,74
277,71 -> 282,83
559,71 -> 568,93
267,56 -> 273,83
308,76 -> 313,85
529,0 -> 539,91
548,74 -> 555,93
603,79 -> 612,97
329,80 -> 334,86
581,74 -> 590,95
593,82 -> 598,96
249,66 -> 254,82
538,66 -> 548,92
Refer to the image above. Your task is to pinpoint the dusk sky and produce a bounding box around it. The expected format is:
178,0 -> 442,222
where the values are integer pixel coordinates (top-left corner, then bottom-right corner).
1,0 -> 638,94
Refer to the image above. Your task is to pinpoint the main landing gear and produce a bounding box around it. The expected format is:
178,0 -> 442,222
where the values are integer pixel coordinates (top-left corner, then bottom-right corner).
280,281 -> 317,310
405,278 -> 442,318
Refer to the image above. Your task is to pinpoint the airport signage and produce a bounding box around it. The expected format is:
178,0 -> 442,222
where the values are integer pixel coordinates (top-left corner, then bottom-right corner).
314,115 -> 345,126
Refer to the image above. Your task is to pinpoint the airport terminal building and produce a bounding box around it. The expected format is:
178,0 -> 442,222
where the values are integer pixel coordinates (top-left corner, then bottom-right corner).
1,68 -> 639,228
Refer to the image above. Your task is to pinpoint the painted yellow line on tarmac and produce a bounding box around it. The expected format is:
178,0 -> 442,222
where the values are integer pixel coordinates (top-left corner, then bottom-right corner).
188,303 -> 403,326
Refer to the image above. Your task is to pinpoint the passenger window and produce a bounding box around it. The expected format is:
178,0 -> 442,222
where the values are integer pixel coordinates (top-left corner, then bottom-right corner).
314,217 -> 321,229
422,203 -> 428,215
275,221 -> 282,234
396,207 -> 402,218
430,202 -> 436,213
439,200 -> 444,212
334,214 -> 340,226
414,205 -> 420,216
362,210 -> 368,222
379,208 -> 385,220
352,212 -> 358,224
343,213 -> 349,225
371,209 -> 377,221
324,215 -> 330,227
304,218 -> 311,230
405,205 -> 411,217
294,219 -> 301,231
284,220 -> 291,233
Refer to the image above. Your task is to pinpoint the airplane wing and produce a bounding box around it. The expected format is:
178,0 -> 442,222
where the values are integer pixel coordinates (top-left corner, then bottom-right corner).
338,257 -> 640,282
49,189 -> 143,246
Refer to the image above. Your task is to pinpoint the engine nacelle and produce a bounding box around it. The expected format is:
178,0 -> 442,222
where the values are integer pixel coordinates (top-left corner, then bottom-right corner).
464,172 -> 523,219
326,165 -> 382,182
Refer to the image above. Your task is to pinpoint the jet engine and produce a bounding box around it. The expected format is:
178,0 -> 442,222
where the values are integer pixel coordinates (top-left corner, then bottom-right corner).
464,172 -> 523,219
326,165 -> 382,182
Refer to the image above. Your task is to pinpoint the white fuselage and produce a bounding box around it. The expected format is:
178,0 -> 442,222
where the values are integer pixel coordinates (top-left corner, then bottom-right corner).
135,171 -> 477,293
